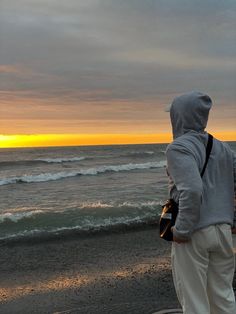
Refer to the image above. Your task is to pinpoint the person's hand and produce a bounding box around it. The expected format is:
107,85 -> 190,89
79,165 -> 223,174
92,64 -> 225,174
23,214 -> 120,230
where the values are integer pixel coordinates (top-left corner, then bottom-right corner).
171,227 -> 189,243
232,227 -> 236,234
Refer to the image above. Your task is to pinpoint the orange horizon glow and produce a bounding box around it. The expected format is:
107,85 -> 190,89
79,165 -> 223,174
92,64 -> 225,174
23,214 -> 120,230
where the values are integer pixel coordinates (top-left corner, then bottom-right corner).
0,131 -> 235,148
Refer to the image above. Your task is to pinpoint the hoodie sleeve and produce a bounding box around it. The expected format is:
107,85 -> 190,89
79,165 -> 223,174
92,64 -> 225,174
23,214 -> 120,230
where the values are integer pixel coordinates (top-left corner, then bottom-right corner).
166,144 -> 203,239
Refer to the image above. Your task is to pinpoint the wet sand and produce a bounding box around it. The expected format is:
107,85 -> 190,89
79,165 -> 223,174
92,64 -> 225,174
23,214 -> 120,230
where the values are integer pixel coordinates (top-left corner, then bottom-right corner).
0,227 -> 235,314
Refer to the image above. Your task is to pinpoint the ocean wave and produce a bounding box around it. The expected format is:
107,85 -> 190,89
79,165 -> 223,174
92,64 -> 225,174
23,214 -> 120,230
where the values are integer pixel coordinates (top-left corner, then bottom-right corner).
50,213 -> 159,233
0,161 -> 166,186
0,156 -> 86,167
35,157 -> 86,163
0,160 -> 37,167
80,200 -> 162,210
0,210 -> 44,223
0,212 -> 160,242
0,200 -> 162,225
92,150 -> 158,159
116,150 -> 157,158
0,149 -> 162,168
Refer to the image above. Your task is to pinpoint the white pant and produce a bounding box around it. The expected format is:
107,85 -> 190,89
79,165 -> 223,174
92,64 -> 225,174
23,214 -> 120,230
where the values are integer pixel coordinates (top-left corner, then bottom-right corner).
171,224 -> 236,314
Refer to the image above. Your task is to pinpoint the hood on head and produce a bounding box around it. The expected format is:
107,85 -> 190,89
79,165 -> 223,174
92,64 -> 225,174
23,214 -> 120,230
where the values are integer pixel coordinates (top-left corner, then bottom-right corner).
170,91 -> 212,139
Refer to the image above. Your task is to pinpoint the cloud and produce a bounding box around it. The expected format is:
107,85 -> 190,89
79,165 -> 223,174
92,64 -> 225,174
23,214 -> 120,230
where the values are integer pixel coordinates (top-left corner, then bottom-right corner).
0,0 -> 235,133
0,64 -> 25,74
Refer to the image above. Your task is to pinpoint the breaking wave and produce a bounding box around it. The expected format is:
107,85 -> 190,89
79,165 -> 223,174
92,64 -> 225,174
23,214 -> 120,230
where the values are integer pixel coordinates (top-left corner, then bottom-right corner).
35,157 -> 86,163
0,212 -> 160,242
0,210 -> 44,223
0,161 -> 166,186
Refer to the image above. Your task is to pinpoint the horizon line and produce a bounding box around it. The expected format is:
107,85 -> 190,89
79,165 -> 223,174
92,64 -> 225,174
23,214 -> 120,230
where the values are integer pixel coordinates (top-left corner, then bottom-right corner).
0,132 -> 235,148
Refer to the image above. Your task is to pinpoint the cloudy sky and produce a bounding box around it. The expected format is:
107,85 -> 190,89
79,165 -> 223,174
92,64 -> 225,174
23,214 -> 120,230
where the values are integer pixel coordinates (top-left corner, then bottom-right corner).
0,0 -> 235,140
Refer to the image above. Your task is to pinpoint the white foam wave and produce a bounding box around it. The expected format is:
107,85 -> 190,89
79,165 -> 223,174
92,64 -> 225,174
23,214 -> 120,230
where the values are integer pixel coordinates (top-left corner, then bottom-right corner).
36,157 -> 85,163
50,213 -> 158,232
80,201 -> 114,209
0,161 -> 166,186
0,210 -> 44,223
80,200 -> 162,210
0,212 -> 159,240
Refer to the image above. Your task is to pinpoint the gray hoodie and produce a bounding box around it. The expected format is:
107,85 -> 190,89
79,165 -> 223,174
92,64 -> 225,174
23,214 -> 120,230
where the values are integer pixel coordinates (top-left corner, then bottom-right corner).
166,91 -> 236,240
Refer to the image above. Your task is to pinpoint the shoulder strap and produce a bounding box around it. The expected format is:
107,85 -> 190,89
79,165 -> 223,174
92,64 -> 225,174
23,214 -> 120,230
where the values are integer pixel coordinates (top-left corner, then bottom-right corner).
200,133 -> 213,177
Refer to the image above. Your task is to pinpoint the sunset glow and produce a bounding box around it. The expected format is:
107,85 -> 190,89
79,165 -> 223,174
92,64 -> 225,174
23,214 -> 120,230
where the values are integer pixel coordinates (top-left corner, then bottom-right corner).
0,132 -> 235,148
0,1 -> 235,148
0,134 -> 171,148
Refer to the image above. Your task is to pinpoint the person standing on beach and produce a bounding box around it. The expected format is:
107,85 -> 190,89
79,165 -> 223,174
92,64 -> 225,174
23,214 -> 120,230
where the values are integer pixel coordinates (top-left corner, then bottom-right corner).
166,91 -> 236,314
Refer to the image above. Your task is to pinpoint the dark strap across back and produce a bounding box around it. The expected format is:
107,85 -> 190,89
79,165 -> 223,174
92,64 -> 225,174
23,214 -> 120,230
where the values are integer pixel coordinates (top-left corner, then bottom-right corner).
200,133 -> 213,177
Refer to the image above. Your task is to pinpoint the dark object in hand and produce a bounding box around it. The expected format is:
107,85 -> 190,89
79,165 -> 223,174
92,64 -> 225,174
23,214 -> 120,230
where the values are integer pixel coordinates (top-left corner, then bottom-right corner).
160,199 -> 179,241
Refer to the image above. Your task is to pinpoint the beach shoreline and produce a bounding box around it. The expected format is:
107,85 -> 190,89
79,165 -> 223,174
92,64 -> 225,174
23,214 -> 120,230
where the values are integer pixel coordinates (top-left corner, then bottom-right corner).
0,226 -> 235,314
0,226 -> 179,314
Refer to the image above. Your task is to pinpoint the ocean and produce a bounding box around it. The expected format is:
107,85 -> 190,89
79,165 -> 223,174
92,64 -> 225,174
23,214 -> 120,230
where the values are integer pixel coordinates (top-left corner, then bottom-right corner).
0,141 -> 235,242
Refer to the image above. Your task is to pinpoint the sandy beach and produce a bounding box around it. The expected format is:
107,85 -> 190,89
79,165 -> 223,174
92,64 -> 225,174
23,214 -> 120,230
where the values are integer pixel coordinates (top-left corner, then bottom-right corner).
0,226 -> 179,314
0,226 -> 235,314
